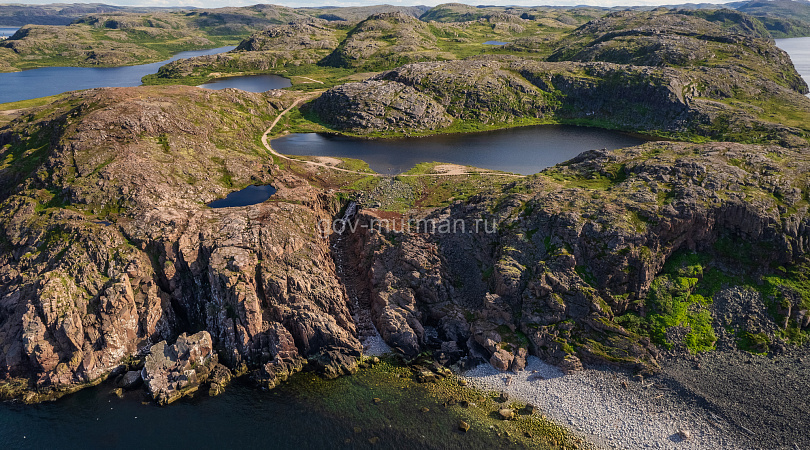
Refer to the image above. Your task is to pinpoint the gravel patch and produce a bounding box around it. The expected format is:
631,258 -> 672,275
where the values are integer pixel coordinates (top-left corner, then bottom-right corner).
462,356 -> 743,449
659,347 -> 810,449
361,328 -> 393,357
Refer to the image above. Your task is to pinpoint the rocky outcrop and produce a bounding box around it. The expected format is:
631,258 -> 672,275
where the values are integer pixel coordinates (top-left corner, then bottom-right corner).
142,331 -> 216,405
0,86 -> 361,401
548,9 -> 808,95
321,12 -> 449,71
342,142 -> 810,373
310,80 -> 452,134
235,19 -> 337,52
313,58 -> 810,146
375,60 -> 550,124
155,20 -> 341,79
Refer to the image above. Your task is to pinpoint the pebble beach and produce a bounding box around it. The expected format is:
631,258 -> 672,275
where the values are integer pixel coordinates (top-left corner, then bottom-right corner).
462,356 -> 743,449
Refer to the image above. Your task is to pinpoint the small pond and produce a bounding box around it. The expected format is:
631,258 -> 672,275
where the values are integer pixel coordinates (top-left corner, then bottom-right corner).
197,74 -> 292,92
208,185 -> 276,208
272,125 -> 649,175
483,41 -> 510,46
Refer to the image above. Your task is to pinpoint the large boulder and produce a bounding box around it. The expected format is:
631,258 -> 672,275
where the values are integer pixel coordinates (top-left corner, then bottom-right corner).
141,331 -> 215,405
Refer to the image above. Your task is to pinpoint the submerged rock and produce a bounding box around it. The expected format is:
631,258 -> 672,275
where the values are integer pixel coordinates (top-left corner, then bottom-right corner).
117,370 -> 142,390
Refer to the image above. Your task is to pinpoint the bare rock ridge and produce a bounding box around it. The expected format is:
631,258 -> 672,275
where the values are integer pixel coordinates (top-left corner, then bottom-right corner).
342,142 -> 809,374
321,12 -> 447,71
311,57 -> 810,147
547,9 -> 807,94
156,19 -> 341,79
311,80 -> 452,133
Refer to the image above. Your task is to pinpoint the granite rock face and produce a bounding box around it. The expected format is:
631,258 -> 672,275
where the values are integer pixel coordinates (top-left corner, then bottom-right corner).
311,80 -> 452,134
142,331 -> 215,405
343,142 -> 810,373
0,86 -> 361,401
313,56 -> 810,147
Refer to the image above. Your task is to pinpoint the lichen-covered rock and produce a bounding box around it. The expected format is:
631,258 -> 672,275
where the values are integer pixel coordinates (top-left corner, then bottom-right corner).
236,19 -> 337,52
156,20 -> 341,79
142,331 -> 215,405
0,86 -> 361,401
344,141 -> 810,374
313,57 -> 810,146
548,9 -> 807,95
322,12 -> 448,70
311,80 -> 451,134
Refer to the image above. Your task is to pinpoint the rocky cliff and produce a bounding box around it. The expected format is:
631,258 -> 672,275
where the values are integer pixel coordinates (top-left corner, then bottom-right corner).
342,142 -> 809,373
0,86 -> 361,402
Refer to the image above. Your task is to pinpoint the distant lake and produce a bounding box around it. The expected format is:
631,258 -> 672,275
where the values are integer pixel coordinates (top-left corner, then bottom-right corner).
272,125 -> 649,175
198,74 -> 291,92
483,41 -> 510,45
0,27 -> 18,37
0,46 -> 235,104
777,37 -> 810,96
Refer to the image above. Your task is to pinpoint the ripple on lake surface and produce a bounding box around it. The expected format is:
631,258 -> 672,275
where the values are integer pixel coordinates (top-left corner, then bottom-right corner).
272,125 -> 649,175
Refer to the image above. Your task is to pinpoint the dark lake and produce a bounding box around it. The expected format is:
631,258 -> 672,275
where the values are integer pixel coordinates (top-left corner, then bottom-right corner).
777,37 -> 810,96
272,125 -> 649,175
198,74 -> 291,92
208,184 -> 276,208
0,46 -> 235,104
0,367 -> 530,450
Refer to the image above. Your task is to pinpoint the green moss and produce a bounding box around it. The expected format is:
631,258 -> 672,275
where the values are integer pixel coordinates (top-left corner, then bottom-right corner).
737,331 -> 770,354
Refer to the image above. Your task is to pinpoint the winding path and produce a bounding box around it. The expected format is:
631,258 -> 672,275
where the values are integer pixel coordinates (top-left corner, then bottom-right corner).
261,95 -> 527,179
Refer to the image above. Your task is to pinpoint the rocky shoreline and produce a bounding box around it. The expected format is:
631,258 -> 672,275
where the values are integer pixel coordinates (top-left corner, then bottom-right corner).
0,6 -> 809,450
461,343 -> 810,450
463,356 -> 742,449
